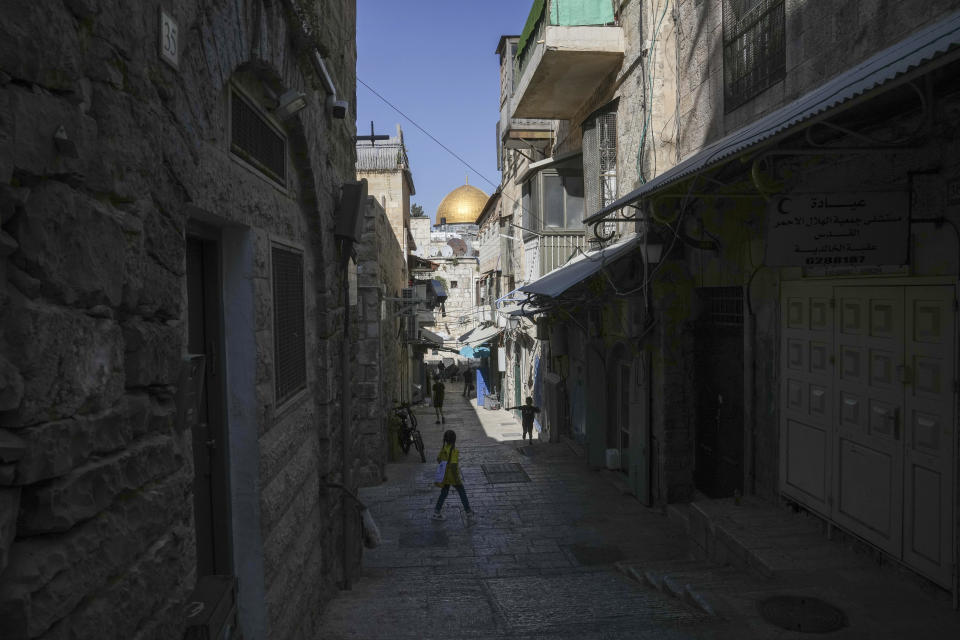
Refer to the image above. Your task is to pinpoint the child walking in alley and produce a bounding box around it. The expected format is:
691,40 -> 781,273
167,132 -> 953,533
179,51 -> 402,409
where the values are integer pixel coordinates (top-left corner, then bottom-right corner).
432,376 -> 446,424
505,396 -> 540,444
432,430 -> 475,523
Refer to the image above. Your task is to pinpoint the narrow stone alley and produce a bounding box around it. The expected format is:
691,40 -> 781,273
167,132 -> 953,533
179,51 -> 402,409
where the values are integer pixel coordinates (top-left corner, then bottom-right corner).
318,394 -> 717,639
318,393 -> 960,639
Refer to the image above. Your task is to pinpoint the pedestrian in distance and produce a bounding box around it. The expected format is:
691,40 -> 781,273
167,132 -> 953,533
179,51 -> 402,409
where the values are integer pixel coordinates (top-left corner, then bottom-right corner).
506,396 -> 541,444
432,429 -> 475,523
462,368 -> 474,398
432,376 -> 445,424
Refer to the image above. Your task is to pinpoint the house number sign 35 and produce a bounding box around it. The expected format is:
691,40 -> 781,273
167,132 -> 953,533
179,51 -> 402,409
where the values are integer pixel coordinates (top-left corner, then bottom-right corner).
159,9 -> 179,69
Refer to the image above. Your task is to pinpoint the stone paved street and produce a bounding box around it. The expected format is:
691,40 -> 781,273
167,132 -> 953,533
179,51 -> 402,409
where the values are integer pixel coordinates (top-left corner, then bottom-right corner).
318,396 -> 733,639
318,394 -> 960,639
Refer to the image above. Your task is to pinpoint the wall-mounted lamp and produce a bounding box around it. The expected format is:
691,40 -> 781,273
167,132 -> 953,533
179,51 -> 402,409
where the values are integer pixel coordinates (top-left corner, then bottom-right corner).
273,90 -> 307,119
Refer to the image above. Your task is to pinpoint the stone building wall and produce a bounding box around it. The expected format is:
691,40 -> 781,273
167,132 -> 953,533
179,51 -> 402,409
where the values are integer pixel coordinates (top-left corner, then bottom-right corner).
674,0 -> 960,158
354,197 -> 406,487
432,258 -> 480,337
0,1 -> 358,638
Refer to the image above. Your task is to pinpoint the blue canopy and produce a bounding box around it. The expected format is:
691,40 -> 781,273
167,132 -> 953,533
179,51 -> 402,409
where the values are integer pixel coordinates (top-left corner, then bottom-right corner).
459,346 -> 475,358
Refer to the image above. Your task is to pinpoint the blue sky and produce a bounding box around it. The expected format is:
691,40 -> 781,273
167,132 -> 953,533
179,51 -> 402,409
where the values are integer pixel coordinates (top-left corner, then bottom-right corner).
356,1 -> 533,223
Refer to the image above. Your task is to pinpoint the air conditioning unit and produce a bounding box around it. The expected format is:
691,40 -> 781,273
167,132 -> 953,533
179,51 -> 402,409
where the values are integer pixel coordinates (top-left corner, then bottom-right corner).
401,287 -> 415,302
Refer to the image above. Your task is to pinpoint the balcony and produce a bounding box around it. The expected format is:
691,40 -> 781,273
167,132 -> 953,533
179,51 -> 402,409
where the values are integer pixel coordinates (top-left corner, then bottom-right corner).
512,0 -> 624,120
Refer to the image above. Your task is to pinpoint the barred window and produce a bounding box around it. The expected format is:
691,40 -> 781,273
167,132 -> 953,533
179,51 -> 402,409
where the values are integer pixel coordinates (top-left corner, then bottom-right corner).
696,286 -> 744,327
723,0 -> 785,112
231,89 -> 287,185
272,246 -> 306,404
583,102 -> 617,235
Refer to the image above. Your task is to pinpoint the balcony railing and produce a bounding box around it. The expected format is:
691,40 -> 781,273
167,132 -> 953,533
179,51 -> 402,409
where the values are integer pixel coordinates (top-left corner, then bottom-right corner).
538,232 -> 587,277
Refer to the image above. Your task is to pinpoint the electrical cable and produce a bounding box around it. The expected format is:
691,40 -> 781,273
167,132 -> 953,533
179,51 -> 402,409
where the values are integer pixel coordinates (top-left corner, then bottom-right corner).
358,77 -> 549,230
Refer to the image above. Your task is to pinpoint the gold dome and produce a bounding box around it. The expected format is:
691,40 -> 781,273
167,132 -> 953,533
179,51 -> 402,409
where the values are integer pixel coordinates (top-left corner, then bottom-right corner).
436,182 -> 488,225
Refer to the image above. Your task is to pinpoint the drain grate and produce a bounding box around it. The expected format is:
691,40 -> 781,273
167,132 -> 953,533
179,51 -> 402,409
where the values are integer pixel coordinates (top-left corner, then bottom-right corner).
399,530 -> 449,549
758,595 -> 846,633
566,544 -> 624,566
481,463 -> 531,484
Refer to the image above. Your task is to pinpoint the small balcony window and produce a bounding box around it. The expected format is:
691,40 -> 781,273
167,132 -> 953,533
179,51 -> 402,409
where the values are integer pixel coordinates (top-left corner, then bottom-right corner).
520,154 -> 584,240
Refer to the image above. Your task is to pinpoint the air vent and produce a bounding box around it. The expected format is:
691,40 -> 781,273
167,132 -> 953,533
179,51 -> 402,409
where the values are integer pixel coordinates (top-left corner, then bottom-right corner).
231,90 -> 286,185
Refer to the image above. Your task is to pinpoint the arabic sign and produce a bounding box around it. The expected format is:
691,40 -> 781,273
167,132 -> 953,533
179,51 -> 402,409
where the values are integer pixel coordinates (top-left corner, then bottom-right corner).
764,191 -> 910,267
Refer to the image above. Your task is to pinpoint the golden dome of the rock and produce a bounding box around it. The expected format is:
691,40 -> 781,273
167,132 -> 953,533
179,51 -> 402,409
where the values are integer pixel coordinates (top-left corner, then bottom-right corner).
436,183 -> 488,225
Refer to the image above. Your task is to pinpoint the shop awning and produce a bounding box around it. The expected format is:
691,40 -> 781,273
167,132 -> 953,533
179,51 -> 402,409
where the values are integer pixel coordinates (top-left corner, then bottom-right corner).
521,233 -> 654,299
466,324 -> 502,346
419,328 -> 445,345
585,10 -> 960,225
457,327 -> 476,343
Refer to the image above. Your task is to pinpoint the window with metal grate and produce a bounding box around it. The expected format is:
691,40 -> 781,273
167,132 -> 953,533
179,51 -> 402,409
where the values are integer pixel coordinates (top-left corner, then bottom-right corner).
583,104 -> 617,236
272,246 -> 306,404
722,0 -> 786,112
231,90 -> 287,185
696,286 -> 744,327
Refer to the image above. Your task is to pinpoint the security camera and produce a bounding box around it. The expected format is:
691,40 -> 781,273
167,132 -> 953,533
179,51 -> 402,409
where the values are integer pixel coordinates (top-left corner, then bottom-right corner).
331,99 -> 348,119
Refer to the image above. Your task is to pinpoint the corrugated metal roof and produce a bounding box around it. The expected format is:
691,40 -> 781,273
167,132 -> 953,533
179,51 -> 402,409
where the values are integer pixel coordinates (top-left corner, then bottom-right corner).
355,144 -> 406,171
585,10 -> 960,224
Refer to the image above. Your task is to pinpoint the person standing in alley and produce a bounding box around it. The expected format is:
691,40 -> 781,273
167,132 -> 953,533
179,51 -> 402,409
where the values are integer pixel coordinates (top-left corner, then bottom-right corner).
462,368 -> 474,398
432,375 -> 446,424
432,430 -> 475,522
506,396 -> 540,444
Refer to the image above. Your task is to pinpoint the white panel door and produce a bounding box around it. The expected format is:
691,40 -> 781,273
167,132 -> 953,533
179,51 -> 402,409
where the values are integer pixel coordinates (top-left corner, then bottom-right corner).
780,283 -> 834,515
831,287 -> 904,556
902,286 -> 955,587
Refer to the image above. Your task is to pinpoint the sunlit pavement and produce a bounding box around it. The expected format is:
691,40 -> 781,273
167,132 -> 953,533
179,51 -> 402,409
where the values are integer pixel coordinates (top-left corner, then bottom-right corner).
316,395 -> 960,639
317,395 -> 733,639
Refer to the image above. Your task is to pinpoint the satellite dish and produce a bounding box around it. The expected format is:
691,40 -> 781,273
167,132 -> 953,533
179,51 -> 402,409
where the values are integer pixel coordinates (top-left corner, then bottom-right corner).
440,246 -> 454,258
428,247 -> 440,257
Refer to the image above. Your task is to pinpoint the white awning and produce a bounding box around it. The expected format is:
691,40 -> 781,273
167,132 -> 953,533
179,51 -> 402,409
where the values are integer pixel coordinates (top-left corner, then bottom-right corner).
419,328 -> 444,345
521,233 -> 660,298
585,10 -> 960,224
466,324 -> 502,346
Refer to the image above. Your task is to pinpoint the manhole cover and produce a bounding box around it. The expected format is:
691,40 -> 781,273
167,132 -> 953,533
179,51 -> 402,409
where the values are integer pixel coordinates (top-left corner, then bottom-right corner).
758,595 -> 846,633
566,544 -> 624,566
481,463 -> 531,484
399,530 -> 449,548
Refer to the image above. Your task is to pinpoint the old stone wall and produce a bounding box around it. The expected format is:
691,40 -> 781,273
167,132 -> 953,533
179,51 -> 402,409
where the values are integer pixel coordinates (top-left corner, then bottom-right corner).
0,1 -> 358,639
432,258 -> 480,336
674,0 -> 960,158
354,198 -> 406,487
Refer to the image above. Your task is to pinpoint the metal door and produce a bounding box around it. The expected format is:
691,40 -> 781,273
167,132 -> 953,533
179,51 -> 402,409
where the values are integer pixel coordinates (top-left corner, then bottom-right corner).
902,286 -> 955,587
618,363 -> 630,472
780,283 -> 835,515
186,235 -> 232,576
630,352 -> 651,505
832,287 -> 904,556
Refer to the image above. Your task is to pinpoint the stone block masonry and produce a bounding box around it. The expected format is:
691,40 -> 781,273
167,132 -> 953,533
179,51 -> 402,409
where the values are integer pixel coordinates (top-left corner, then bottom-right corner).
0,0 -> 359,638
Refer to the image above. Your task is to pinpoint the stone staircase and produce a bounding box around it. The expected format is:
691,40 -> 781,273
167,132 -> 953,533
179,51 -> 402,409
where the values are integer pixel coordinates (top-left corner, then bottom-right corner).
616,556 -> 769,618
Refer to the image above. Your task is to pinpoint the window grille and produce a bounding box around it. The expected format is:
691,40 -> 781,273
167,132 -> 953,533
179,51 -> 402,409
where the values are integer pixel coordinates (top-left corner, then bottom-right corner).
697,286 -> 744,327
272,246 -> 306,404
723,0 -> 785,111
231,90 -> 286,185
583,106 -> 617,237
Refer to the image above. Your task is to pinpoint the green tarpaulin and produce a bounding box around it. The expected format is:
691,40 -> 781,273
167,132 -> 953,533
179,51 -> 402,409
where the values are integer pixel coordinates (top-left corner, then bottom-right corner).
551,0 -> 616,26
517,0 -> 617,60
517,0 -> 546,60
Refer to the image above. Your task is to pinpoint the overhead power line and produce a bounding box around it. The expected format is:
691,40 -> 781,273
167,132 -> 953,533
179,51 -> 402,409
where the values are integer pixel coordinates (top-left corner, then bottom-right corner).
357,78 -> 500,192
